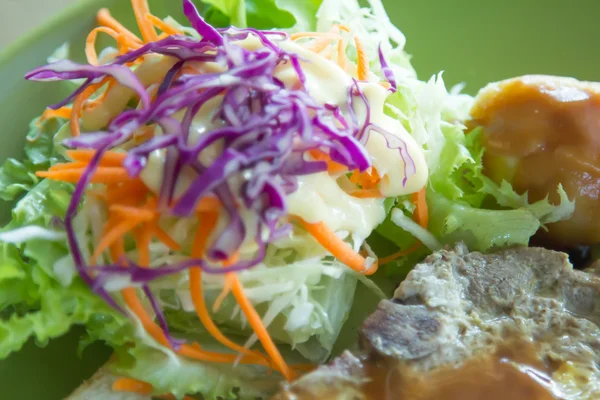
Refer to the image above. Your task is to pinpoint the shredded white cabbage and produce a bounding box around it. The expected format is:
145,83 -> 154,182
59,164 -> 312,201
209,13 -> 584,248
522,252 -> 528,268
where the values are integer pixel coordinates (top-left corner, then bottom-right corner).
391,208 -> 442,251
0,226 -> 65,243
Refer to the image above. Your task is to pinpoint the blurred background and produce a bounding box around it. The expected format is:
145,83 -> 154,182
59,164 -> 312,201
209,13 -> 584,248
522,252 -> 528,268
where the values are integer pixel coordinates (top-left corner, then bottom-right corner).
3,0 -> 600,92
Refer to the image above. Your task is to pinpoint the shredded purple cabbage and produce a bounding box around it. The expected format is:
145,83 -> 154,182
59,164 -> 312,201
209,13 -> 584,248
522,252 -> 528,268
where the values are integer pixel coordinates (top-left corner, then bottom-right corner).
25,1 -> 417,328
378,45 -> 397,92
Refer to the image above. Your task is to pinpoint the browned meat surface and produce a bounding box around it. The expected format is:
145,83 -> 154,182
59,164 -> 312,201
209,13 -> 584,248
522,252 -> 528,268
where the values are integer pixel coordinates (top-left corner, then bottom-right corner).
274,244 -> 600,400
470,76 -> 600,246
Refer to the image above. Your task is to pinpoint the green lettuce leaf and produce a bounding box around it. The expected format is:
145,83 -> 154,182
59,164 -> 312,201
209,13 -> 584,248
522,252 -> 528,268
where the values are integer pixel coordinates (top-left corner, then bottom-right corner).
0,176 -> 132,359
112,340 -> 285,399
0,118 -> 66,202
201,0 -> 321,30
375,117 -> 575,267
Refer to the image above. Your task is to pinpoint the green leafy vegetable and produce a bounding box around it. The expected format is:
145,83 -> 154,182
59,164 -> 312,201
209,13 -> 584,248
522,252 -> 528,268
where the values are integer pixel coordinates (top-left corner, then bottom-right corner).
201,0 -> 321,30
0,118 -> 65,202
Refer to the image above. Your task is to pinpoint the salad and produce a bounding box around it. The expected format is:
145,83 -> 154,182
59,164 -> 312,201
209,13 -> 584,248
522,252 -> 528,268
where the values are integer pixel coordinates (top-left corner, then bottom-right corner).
0,0 -> 575,398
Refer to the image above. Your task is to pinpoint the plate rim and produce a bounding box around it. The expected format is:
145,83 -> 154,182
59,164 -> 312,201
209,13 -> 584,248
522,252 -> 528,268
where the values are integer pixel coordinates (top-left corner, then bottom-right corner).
0,0 -> 106,67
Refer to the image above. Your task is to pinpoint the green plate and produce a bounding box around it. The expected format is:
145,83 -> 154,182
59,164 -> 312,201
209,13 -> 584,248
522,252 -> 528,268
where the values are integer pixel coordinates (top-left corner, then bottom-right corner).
0,1 -> 598,399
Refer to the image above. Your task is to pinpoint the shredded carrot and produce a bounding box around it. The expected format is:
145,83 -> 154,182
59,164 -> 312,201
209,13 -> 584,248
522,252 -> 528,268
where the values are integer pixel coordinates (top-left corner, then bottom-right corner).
70,77 -> 112,137
45,162 -> 88,171
378,242 -> 422,265
354,36 -> 369,81
93,193 -> 268,367
66,149 -> 126,166
349,168 -> 381,189
305,36 -> 335,53
152,223 -> 181,251
86,26 -> 124,65
36,167 -> 132,184
39,106 -> 72,123
84,78 -> 119,111
145,14 -> 183,36
121,285 -> 247,363
348,189 -> 384,199
212,254 -> 239,313
300,219 -> 378,275
229,275 -> 295,381
337,38 -> 347,70
92,217 -> 150,264
106,179 -> 148,204
308,149 -> 347,174
133,227 -> 152,267
131,0 -> 158,42
196,196 -> 222,212
412,187 -> 429,228
112,377 -> 153,395
110,204 -> 155,220
290,32 -> 338,41
333,24 -> 351,32
97,8 -> 142,44
189,212 -> 271,367
212,277 -> 233,313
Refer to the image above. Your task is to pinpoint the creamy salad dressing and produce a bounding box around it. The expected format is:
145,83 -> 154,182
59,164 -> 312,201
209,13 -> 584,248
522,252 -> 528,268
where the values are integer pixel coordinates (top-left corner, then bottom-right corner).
136,35 -> 428,244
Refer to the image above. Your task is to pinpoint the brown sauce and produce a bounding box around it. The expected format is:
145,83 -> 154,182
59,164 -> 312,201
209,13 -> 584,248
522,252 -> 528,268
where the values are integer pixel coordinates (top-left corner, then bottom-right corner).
278,340 -> 563,400
360,340 -> 559,400
469,76 -> 600,247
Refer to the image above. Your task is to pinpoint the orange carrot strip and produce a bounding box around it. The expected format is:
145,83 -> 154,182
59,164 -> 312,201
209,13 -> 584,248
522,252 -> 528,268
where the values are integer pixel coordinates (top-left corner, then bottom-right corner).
308,149 -> 347,174
212,276 -> 233,313
47,162 -> 88,171
337,38 -> 347,70
349,168 -> 381,189
109,205 -> 156,220
131,0 -> 158,42
36,167 -> 132,184
112,378 -> 153,395
70,77 -> 111,137
348,189 -> 384,199
306,36 -> 334,53
121,286 -> 244,363
229,276 -> 295,381
97,8 -> 142,44
133,227 -> 152,267
107,219 -> 261,366
39,106 -> 72,122
189,213 -> 271,367
66,150 -> 126,167
412,187 -> 429,228
145,14 -> 183,36
84,78 -> 119,111
378,242 -> 422,265
91,217 -> 149,264
121,287 -> 171,347
354,36 -> 369,81
290,32 -> 338,40
300,219 -> 378,275
86,26 -> 121,65
213,254 -> 239,313
152,224 -> 181,251
196,196 -> 222,212
106,179 -> 148,204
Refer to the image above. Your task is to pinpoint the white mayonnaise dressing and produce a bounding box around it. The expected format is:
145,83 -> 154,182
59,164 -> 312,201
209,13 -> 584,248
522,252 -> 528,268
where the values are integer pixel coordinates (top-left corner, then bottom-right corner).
138,35 -> 428,242
276,39 -> 427,236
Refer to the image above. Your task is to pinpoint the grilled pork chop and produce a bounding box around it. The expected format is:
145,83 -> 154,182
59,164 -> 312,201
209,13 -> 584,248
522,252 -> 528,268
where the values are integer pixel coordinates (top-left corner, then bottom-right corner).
275,244 -> 600,400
